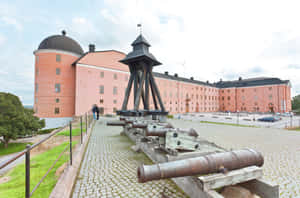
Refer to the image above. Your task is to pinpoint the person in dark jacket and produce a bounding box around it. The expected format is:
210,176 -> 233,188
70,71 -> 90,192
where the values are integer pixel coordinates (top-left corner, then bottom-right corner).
92,104 -> 98,120
96,106 -> 100,120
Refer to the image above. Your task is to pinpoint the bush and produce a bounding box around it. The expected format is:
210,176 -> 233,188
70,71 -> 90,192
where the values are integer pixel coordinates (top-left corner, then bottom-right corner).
167,115 -> 174,119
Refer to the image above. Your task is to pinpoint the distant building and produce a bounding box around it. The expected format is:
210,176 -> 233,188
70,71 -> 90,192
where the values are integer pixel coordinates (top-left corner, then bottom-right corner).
33,31 -> 291,127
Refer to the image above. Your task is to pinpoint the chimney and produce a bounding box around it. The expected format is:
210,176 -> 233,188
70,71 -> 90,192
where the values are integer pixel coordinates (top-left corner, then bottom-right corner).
220,78 -> 223,82
164,71 -> 169,75
206,80 -> 209,84
89,44 -> 95,52
174,73 -> 178,77
62,30 -> 66,36
239,77 -> 242,81
190,77 -> 194,80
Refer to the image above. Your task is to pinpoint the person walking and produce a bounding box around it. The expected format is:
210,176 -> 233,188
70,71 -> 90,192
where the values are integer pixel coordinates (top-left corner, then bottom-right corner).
92,104 -> 98,120
96,105 -> 100,120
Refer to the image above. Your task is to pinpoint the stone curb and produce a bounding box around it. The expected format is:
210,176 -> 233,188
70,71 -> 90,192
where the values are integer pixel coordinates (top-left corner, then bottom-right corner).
49,121 -> 95,198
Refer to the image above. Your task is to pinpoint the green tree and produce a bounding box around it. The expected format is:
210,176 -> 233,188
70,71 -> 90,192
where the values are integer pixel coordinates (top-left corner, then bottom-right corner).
292,95 -> 300,112
0,92 -> 45,148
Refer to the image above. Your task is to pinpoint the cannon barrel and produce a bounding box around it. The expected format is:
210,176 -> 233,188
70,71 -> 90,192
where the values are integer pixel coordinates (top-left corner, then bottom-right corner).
146,128 -> 198,137
132,123 -> 148,129
137,149 -> 264,183
106,121 -> 126,126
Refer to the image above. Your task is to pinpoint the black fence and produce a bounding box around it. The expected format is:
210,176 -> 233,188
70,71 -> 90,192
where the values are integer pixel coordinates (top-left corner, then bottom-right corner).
0,112 -> 94,198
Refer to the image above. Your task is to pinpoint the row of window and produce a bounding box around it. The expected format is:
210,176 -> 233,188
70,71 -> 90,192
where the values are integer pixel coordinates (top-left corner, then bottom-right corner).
221,87 -> 273,93
35,83 -> 61,93
221,95 -> 273,101
36,54 -> 61,63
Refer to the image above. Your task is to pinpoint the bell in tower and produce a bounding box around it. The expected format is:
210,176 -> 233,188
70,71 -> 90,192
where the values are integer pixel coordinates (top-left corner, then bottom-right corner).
118,34 -> 168,117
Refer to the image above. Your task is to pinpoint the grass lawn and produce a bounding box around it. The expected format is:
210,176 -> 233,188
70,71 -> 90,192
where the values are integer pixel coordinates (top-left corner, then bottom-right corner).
200,120 -> 257,128
56,127 -> 86,136
0,141 -> 77,198
0,143 -> 32,157
287,127 -> 300,131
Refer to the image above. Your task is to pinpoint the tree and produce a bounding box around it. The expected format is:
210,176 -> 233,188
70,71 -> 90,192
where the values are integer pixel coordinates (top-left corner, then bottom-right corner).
0,92 -> 45,148
292,95 -> 300,112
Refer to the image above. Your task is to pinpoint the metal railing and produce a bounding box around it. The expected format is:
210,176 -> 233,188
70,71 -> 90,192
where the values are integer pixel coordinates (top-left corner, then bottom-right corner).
0,112 -> 94,198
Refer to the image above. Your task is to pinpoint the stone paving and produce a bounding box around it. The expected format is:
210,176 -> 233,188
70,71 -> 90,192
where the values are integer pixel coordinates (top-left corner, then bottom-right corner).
72,118 -> 188,198
168,118 -> 300,198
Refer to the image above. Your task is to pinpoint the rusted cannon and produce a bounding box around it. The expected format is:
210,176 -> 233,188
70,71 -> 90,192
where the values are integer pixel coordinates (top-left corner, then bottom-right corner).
132,123 -> 148,129
146,128 -> 198,138
106,121 -> 126,126
137,149 -> 263,183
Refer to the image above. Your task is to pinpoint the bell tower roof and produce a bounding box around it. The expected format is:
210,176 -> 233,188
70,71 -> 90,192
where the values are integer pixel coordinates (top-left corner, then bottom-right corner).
120,34 -> 161,66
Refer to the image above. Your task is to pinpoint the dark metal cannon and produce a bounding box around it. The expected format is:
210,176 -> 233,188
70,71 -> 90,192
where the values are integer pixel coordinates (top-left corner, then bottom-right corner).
137,149 -> 264,183
146,128 -> 198,138
106,121 -> 126,126
132,123 -> 148,129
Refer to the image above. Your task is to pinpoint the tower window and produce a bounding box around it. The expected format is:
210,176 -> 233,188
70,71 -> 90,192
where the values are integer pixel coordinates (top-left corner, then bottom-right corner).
56,68 -> 61,75
113,74 -> 117,80
113,86 -> 117,95
113,100 -> 117,104
55,83 -> 61,93
35,83 -> 38,93
100,99 -> 104,103
99,85 -> 104,94
56,98 -> 60,103
36,68 -> 39,76
54,107 -> 60,114
56,54 -> 61,62
100,71 -> 104,78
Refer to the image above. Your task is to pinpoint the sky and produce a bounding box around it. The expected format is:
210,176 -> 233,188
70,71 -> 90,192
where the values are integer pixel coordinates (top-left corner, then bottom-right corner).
0,0 -> 300,105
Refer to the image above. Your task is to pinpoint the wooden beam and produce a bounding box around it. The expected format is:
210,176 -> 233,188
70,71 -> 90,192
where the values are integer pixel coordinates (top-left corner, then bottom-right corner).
149,72 -> 166,112
134,70 -> 146,110
149,76 -> 158,110
121,69 -> 134,110
133,70 -> 138,105
137,71 -> 146,109
144,71 -> 149,110
198,166 -> 262,192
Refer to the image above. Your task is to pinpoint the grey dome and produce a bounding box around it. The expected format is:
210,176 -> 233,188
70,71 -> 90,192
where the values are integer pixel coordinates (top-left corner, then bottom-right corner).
38,32 -> 84,55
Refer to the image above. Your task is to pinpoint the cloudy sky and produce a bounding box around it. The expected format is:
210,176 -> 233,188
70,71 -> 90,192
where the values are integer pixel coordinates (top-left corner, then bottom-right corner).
0,0 -> 300,105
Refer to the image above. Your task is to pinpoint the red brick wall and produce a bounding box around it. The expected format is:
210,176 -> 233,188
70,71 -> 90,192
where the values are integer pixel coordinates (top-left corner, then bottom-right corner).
34,51 -> 78,117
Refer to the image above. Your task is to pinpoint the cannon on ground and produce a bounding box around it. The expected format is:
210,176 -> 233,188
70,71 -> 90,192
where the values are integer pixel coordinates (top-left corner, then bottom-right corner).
137,149 -> 264,183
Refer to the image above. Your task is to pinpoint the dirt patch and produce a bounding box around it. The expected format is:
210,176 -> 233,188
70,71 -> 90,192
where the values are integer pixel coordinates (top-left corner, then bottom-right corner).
0,176 -> 10,184
31,136 -> 80,156
55,162 -> 67,177
221,186 -> 261,198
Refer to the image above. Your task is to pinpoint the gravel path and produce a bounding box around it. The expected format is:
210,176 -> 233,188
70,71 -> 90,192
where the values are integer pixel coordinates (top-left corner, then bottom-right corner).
72,119 -> 188,198
168,118 -> 300,198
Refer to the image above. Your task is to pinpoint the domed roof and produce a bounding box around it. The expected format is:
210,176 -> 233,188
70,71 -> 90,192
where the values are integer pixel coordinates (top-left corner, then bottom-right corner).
38,31 -> 84,55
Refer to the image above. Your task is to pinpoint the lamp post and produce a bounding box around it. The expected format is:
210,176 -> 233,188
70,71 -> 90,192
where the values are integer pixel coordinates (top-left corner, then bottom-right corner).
237,110 -> 239,125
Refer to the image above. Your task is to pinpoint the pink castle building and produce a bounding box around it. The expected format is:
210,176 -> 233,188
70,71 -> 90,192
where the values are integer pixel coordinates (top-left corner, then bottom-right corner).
33,31 -> 292,128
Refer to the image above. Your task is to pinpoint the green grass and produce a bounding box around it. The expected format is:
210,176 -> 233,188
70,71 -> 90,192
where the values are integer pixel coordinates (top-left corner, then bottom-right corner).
287,127 -> 300,131
56,127 -> 86,136
200,121 -> 257,128
0,143 -> 32,157
0,141 -> 77,198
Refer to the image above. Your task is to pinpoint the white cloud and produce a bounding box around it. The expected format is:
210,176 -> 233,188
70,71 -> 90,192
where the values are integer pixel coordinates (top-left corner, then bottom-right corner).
0,34 -> 6,46
1,16 -> 23,31
89,0 -> 300,96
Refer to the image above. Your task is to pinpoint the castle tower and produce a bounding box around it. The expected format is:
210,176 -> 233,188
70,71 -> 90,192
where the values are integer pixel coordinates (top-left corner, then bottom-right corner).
34,31 -> 83,126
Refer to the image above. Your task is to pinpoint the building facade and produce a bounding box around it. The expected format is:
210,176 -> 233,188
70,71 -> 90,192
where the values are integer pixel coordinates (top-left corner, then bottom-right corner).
33,32 -> 291,127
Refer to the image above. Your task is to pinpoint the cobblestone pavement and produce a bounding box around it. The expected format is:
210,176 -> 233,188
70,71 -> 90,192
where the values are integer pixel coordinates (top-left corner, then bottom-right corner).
72,119 -> 188,198
168,119 -> 300,198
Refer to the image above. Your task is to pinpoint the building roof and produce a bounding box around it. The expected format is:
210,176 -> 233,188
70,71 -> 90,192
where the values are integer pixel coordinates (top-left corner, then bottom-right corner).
214,77 -> 290,88
120,34 -> 161,66
153,72 -> 216,87
131,34 -> 151,46
38,31 -> 84,55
